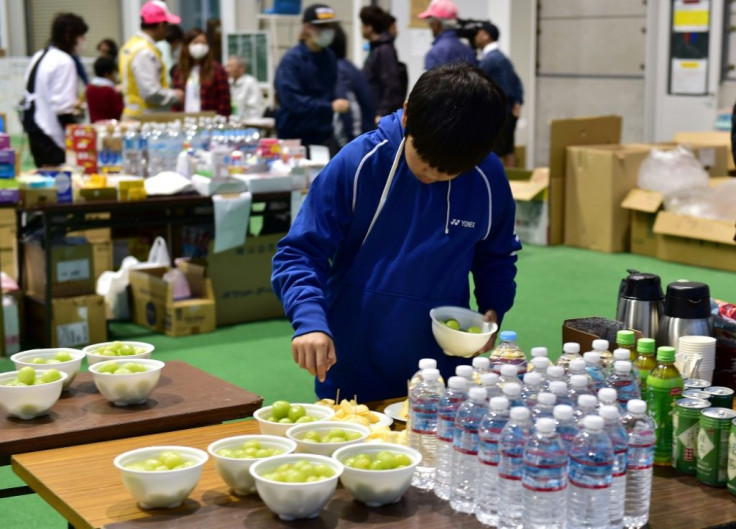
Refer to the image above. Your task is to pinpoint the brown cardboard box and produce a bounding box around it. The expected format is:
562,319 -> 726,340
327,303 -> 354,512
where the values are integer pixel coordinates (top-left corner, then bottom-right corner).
514,145 -> 527,169
507,168 -> 550,246
129,262 -> 215,337
621,187 -> 662,258
91,240 -> 113,281
0,208 -> 17,279
20,188 -> 57,208
630,142 -> 729,177
673,131 -> 735,172
563,317 -> 644,354
565,144 -> 652,253
68,213 -> 112,243
23,241 -> 95,298
25,293 -> 107,348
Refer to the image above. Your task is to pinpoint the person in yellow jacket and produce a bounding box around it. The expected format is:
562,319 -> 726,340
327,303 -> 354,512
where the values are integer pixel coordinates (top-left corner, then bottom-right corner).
120,1 -> 183,118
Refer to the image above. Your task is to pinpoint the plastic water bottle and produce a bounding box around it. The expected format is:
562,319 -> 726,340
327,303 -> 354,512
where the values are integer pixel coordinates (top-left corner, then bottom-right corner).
545,365 -> 566,390
621,399 -> 655,529
490,331 -> 526,373
456,364 -> 474,382
472,356 -> 492,386
530,346 -> 549,359
553,404 -> 578,452
480,372 -> 501,399
409,368 -> 444,490
574,394 -> 599,426
139,123 -> 152,177
583,351 -> 607,391
502,382 -> 525,409
434,376 -> 468,500
566,358 -> 587,385
567,415 -> 614,529
549,380 -> 573,407
598,387 -> 619,409
450,387 -> 488,513
592,338 -> 614,369
123,124 -> 142,175
147,124 -> 166,176
532,392 -> 556,420
499,364 -> 522,388
600,405 -> 628,529
568,374 -> 594,404
409,358 -> 440,391
522,417 -> 568,529
476,396 -> 510,526
606,361 -> 640,406
556,342 -> 582,371
165,121 -> 184,172
529,356 -> 550,379
522,372 -> 543,407
607,348 -> 632,377
498,407 -> 532,529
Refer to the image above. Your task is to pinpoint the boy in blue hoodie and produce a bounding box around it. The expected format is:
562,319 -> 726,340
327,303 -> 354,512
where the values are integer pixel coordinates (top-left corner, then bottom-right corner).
272,63 -> 521,401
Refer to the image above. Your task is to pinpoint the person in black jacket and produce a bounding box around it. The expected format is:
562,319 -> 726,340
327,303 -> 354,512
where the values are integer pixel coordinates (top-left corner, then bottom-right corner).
360,6 -> 404,124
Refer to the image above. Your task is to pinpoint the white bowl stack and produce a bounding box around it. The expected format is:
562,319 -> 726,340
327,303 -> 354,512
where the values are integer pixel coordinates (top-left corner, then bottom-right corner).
676,335 -> 716,383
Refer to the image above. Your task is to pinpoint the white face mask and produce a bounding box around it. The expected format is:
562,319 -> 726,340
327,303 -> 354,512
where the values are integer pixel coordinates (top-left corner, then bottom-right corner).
315,28 -> 335,49
188,43 -> 209,60
75,37 -> 87,55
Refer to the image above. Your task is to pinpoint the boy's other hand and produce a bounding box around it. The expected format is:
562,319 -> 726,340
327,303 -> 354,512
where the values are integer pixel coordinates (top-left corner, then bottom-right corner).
332,99 -> 350,113
292,332 -> 337,382
479,310 -> 499,354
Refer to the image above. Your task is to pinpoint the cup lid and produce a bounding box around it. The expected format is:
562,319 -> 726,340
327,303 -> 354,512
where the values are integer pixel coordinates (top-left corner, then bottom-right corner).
620,270 -> 664,301
664,281 -> 711,319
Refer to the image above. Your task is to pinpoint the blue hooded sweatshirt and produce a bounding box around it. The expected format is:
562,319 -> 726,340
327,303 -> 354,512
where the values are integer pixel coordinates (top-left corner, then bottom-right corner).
272,110 -> 521,401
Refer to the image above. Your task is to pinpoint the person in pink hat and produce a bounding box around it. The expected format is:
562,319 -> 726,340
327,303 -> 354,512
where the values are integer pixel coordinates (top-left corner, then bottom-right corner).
119,1 -> 184,118
418,0 -> 476,71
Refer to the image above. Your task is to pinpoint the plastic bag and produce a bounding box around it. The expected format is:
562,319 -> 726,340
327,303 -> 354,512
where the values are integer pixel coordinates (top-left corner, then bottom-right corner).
162,268 -> 191,300
638,146 -> 709,195
96,256 -> 140,320
136,237 -> 172,269
664,179 -> 736,221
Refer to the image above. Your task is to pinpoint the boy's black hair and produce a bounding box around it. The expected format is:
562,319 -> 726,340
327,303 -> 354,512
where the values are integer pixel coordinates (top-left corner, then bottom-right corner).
328,24 -> 347,60
93,56 -> 116,78
96,38 -> 118,58
50,13 -> 89,54
405,63 -> 507,175
359,6 -> 388,34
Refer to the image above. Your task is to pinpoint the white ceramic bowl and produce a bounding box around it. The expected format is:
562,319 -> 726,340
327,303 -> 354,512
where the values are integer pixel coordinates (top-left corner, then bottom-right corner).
207,435 -> 297,496
250,453 -> 343,521
83,341 -> 155,366
254,403 -> 335,437
0,369 -> 68,419
89,358 -> 164,406
114,445 -> 208,509
332,442 -> 422,507
11,349 -> 84,390
430,306 -> 497,358
286,421 -> 370,457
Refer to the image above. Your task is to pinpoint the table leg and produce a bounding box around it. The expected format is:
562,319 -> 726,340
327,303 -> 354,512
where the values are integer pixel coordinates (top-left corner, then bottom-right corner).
43,210 -> 52,346
0,485 -> 33,498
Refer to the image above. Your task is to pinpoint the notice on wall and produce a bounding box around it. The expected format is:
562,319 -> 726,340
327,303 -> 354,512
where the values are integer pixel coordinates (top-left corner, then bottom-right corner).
673,0 -> 710,33
409,0 -> 431,28
670,59 -> 708,95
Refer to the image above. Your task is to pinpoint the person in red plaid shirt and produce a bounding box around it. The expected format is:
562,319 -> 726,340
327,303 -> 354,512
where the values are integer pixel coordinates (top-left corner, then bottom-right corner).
171,28 -> 230,116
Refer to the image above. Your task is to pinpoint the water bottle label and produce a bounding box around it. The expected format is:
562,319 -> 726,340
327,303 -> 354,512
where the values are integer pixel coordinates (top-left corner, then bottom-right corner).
453,445 -> 477,456
411,405 -> 437,435
498,473 -> 522,481
522,482 -> 567,492
569,479 -> 610,489
478,437 -> 501,465
613,449 -> 628,476
436,413 -> 455,442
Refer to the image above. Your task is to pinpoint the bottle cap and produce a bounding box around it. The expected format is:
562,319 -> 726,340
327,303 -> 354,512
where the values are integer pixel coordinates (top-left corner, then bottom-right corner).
570,375 -> 588,388
531,347 -> 548,358
583,352 -> 601,365
537,392 -> 556,406
456,365 -> 474,378
549,381 -> 567,394
490,396 -> 509,411
503,382 -> 521,397
553,404 -> 574,420
469,387 -> 488,402
592,339 -> 609,351
480,373 -> 499,386
657,346 -> 676,362
563,342 -> 580,354
599,405 -> 620,420
472,357 -> 490,370
637,338 -> 655,354
531,357 -> 551,369
447,376 -> 467,391
617,330 -> 635,345
598,387 -> 617,402
583,415 -> 605,431
578,394 -> 598,408
613,349 -> 631,361
418,358 -> 437,370
500,364 -> 518,377
499,330 -> 517,341
510,407 -> 530,421
569,358 -> 586,372
547,366 -> 565,378
523,372 -> 542,386
614,360 -> 632,373
627,399 -> 647,414
536,417 -> 556,433
422,368 -> 440,381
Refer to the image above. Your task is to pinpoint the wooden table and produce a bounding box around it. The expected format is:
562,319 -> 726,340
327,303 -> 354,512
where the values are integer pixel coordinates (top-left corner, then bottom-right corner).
12,417 -> 736,529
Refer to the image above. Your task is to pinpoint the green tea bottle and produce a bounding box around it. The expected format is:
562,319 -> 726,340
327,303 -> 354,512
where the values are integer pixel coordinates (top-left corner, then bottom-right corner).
646,346 -> 683,466
633,338 -> 657,393
617,330 -> 636,362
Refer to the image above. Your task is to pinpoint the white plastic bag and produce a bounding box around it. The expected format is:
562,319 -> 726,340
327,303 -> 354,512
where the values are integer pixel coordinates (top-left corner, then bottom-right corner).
137,236 -> 172,269
96,256 -> 140,320
638,146 -> 709,196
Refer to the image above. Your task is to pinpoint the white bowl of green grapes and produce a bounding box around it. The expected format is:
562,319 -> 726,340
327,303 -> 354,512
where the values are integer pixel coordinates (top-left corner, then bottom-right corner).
207,434 -> 297,495
0,367 -> 68,419
286,421 -> 370,457
332,442 -> 422,507
254,401 -> 335,437
249,453 -> 343,521
83,341 -> 154,366
89,358 -> 164,406
11,348 -> 84,390
114,445 -> 208,509
429,306 -> 497,358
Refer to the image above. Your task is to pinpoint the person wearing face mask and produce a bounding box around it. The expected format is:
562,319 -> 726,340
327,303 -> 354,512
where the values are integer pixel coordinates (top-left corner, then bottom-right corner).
21,13 -> 88,167
119,1 -> 184,118
274,4 -> 349,155
171,29 -> 231,116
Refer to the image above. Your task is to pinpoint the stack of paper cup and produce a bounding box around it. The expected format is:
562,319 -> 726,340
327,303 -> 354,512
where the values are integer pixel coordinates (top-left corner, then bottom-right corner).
676,335 -> 716,383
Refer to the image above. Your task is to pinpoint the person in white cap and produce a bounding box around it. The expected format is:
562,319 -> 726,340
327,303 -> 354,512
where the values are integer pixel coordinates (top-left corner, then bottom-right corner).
119,0 -> 184,118
418,0 -> 476,71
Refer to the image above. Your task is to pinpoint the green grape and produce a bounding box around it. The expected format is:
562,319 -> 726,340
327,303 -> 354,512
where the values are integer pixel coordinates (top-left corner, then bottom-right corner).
31,357 -> 48,364
466,326 -> 482,333
271,400 -> 291,420
288,405 -> 306,422
53,351 -> 73,362
160,451 -> 184,469
40,369 -> 62,383
295,416 -> 315,423
445,319 -> 461,330
259,461 -> 334,482
17,367 -> 36,385
342,451 -> 412,470
278,418 -> 294,424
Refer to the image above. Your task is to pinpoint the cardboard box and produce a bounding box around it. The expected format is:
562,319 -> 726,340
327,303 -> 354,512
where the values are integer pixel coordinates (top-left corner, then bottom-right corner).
20,188 -> 57,208
129,263 -> 216,337
631,142 -> 729,177
621,187 -> 662,257
91,240 -> 113,281
507,168 -> 550,246
565,144 -> 654,253
68,213 -> 112,243
0,208 -> 17,279
548,116 -> 623,245
23,241 -> 95,298
25,293 -> 107,348
563,317 -> 644,354
673,131 -> 735,172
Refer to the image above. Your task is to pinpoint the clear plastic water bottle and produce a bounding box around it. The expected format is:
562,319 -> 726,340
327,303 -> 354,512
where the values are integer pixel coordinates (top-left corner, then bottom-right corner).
409,368 -> 444,490
123,124 -> 142,175
522,417 -> 568,529
598,387 -> 619,409
621,399 -> 655,529
556,342 -> 582,371
499,364 -> 522,388
434,376 -> 469,500
498,407 -> 532,529
549,380 -> 573,407
456,364 -> 474,382
532,392 -> 556,420
139,123 -> 152,177
607,349 -> 632,377
165,121 -> 184,172
472,356 -> 492,386
545,365 -> 566,391
476,396 -> 510,526
522,372 -> 543,408
480,372 -> 501,400
450,387 -> 488,513
553,404 -> 578,452
502,382 -> 525,409
566,358 -> 587,385
583,351 -> 607,391
530,346 -> 549,359
592,338 -> 613,369
574,394 -> 599,426
568,374 -> 594,403
600,405 -> 628,529
490,331 -> 526,373
606,361 -> 640,406
567,415 -> 614,529
529,356 -> 550,379
409,358 -> 441,392
147,124 -> 166,176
